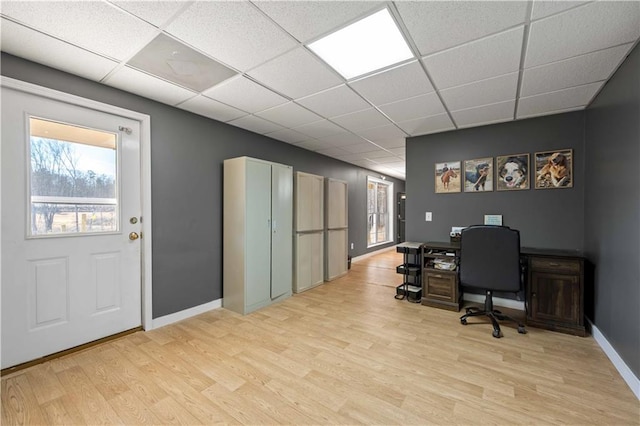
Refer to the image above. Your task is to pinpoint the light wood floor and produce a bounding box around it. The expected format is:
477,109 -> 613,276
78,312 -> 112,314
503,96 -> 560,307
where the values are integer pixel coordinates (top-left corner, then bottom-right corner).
2,249 -> 639,425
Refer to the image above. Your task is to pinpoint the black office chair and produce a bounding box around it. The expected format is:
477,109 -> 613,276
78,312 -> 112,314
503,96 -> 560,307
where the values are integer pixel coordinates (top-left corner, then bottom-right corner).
459,225 -> 526,338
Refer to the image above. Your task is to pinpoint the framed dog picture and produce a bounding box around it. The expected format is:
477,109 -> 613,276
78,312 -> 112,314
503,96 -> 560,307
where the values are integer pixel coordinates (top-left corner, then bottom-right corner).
535,149 -> 573,189
463,157 -> 493,192
496,153 -> 530,191
435,161 -> 461,193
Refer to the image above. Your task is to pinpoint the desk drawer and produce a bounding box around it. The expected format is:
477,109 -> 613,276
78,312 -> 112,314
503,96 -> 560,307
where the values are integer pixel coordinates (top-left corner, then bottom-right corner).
530,257 -> 580,273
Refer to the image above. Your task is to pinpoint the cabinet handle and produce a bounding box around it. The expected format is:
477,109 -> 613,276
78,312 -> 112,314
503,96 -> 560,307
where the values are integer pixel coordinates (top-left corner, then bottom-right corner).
549,262 -> 560,267
532,292 -> 536,298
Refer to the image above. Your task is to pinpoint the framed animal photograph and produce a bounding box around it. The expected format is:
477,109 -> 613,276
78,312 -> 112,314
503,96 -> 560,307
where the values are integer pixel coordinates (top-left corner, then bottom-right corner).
434,161 -> 461,193
496,153 -> 530,191
463,157 -> 493,192
535,149 -> 573,189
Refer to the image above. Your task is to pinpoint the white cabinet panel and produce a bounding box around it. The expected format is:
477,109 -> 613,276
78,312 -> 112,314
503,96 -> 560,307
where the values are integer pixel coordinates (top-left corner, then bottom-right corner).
326,229 -> 348,280
294,232 -> 324,293
327,178 -> 348,229
271,163 -> 293,299
295,172 -> 324,232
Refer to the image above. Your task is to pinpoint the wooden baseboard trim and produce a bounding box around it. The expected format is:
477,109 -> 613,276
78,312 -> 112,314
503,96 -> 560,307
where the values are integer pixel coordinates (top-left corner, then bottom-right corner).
0,326 -> 142,377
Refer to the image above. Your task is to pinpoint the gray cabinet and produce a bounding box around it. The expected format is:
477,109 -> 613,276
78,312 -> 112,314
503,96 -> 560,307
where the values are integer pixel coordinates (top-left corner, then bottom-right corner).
325,178 -> 348,281
294,172 -> 325,293
223,157 -> 293,314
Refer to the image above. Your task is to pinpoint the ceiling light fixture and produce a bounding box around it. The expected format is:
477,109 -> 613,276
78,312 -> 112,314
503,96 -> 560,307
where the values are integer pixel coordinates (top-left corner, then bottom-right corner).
308,8 -> 414,80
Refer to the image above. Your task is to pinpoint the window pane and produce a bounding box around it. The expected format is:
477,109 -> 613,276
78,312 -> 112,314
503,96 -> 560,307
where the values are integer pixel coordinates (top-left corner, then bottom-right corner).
29,117 -> 118,236
367,177 -> 393,247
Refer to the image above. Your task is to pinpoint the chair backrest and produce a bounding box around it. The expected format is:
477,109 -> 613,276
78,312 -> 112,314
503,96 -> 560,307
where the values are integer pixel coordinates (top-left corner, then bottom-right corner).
459,225 -> 521,292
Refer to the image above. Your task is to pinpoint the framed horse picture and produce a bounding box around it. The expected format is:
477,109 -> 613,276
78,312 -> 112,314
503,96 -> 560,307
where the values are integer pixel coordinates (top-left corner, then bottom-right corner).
435,161 -> 461,193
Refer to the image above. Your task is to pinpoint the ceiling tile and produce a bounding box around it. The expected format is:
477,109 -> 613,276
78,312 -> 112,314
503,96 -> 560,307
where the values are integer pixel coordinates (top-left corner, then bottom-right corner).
292,120 -> 345,139
296,85 -> 370,118
361,150 -> 394,159
255,102 -> 322,128
521,43 -> 634,97
351,158 -> 380,168
0,18 -> 118,82
104,66 -> 196,105
452,100 -> 516,128
128,34 -> 237,92
356,124 -> 407,142
253,1 -> 382,43
295,139 -> 334,151
247,48 -> 343,99
1,1 -> 158,60
526,2 -> 640,68
349,61 -> 434,105
396,1 -> 528,55
378,92 -> 445,122
227,115 -> 284,135
441,72 -> 519,112
397,114 -> 455,136
341,142 -> 385,154
203,76 -> 288,113
177,95 -> 246,122
264,128 -> 309,144
331,108 -> 392,132
423,26 -> 524,90
530,1 -> 589,20
165,1 -> 297,71
372,138 -> 406,149
387,147 -> 406,156
111,1 -> 186,27
316,132 -> 369,146
517,82 -> 601,118
316,147 -> 353,158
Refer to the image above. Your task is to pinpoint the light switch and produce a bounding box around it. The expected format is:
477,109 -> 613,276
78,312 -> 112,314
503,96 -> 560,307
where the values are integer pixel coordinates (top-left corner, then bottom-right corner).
425,212 -> 432,221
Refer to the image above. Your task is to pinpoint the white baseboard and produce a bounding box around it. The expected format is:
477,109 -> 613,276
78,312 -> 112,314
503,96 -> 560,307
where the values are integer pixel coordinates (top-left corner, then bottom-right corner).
352,245 -> 397,263
150,299 -> 221,330
463,293 -> 525,311
589,319 -> 640,400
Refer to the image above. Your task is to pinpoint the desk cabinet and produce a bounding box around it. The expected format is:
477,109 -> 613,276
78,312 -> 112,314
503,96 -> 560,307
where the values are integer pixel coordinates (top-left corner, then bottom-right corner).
527,255 -> 585,337
423,270 -> 460,311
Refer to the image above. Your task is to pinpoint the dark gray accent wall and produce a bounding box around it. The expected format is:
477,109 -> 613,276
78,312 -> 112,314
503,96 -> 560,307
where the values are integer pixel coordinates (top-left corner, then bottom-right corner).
1,53 -> 404,318
406,112 -> 585,250
585,44 -> 639,377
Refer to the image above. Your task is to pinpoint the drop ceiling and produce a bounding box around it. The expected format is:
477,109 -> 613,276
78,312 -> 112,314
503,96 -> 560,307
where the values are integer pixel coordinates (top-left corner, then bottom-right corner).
1,1 -> 639,180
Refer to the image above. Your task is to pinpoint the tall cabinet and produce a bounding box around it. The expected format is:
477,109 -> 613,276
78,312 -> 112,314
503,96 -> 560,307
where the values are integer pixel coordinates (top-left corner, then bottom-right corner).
325,178 -> 348,281
294,172 -> 325,293
223,157 -> 293,315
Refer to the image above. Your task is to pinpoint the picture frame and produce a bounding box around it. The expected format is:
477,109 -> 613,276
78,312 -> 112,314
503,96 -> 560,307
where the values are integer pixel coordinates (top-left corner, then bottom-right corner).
535,149 -> 573,189
434,161 -> 461,193
463,157 -> 493,192
496,153 -> 530,191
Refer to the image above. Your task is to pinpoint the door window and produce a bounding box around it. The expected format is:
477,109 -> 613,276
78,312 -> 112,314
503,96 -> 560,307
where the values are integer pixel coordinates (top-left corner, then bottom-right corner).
28,117 -> 118,236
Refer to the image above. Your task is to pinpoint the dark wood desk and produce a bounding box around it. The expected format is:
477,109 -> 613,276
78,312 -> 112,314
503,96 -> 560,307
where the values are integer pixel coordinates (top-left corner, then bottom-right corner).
421,241 -> 586,337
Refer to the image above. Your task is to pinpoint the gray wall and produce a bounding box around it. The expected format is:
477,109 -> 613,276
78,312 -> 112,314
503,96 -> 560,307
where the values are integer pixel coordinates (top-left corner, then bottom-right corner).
406,112 -> 585,250
585,44 -> 639,377
0,53 -> 404,318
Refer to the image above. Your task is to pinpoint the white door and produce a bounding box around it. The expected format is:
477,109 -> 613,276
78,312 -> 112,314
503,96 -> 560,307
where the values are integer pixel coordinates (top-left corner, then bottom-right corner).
1,86 -> 142,369
270,164 -> 292,299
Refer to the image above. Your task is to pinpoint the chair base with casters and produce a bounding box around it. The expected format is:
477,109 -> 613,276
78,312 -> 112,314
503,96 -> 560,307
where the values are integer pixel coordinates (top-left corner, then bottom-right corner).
460,290 -> 526,338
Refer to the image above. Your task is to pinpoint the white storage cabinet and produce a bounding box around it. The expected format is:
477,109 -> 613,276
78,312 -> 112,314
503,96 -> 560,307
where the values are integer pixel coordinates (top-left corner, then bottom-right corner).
223,157 -> 293,314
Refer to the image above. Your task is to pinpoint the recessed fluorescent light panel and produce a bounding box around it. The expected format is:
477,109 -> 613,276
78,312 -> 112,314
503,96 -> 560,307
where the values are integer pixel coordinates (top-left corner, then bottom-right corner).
308,8 -> 414,80
128,34 -> 237,92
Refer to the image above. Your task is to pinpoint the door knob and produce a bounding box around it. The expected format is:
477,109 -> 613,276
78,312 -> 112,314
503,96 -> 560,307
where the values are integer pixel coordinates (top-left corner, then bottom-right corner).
129,232 -> 140,241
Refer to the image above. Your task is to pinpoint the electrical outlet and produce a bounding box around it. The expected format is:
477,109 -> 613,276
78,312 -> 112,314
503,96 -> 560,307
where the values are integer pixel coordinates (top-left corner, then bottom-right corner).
425,212 -> 432,221
350,243 -> 354,250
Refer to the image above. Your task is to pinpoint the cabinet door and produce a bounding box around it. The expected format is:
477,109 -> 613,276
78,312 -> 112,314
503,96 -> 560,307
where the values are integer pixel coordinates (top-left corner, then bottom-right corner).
530,272 -> 580,324
246,160 -> 272,307
326,179 -> 347,229
296,172 -> 324,232
326,228 -> 348,280
294,232 -> 324,293
271,164 -> 293,299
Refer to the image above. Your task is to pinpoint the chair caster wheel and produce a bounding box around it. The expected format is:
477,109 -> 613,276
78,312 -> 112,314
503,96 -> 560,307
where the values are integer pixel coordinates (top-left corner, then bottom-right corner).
460,318 -> 467,325
492,330 -> 501,338
465,308 -> 472,314
518,326 -> 526,334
